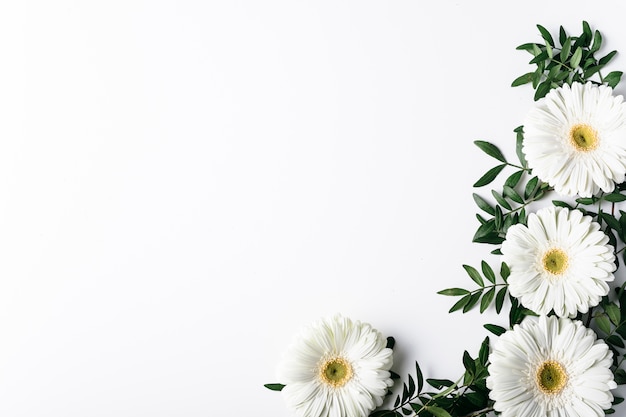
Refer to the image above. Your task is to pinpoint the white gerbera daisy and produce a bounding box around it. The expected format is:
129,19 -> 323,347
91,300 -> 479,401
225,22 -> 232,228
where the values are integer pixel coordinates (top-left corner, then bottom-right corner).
277,314 -> 394,417
501,206 -> 615,317
487,315 -> 616,417
523,81 -> 626,197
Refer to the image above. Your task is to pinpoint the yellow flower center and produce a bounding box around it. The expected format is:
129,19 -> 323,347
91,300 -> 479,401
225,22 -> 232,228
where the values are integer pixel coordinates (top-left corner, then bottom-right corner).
542,248 -> 569,275
319,356 -> 353,388
569,124 -> 599,151
536,360 -> 568,394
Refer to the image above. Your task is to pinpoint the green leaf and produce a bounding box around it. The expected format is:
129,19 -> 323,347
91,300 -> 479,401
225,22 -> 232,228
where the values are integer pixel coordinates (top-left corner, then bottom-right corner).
474,164 -> 506,187
474,140 -> 507,162
392,392 -> 401,408
557,25 -> 566,45
463,264 -> 484,286
401,381 -> 409,403
524,176 -> 540,199
503,212 -> 516,231
552,71 -> 568,85
605,303 -> 621,326
473,193 -> 495,216
560,37 -> 571,62
478,337 -> 490,365
480,287 -> 495,313
532,66 -> 542,88
591,30 -> 602,52
545,42 -> 553,59
529,50 -> 548,65
537,24 -> 554,46
582,21 -> 592,44
503,185 -> 524,204
584,64 -> 603,79
534,80 -> 552,101
449,293 -> 471,313
605,193 -> 626,202
427,378 -> 454,389
438,288 -> 470,296
607,335 -> 625,349
620,211 -> 626,240
576,197 -> 597,205
495,205 -> 504,229
264,383 -> 285,391
462,350 -> 475,375
484,323 -> 506,336
492,189 -> 512,210
599,50 -> 617,66
476,213 -> 487,225
473,220 -> 503,244
583,56 -> 596,70
407,374 -> 415,397
518,207 -> 527,225
504,170 -> 524,188
509,297 -> 538,326
494,203 -> 503,230
512,72 -> 534,87
481,261 -> 496,284
500,262 -> 510,281
546,62 -> 561,78
415,361 -> 423,394
495,287 -> 507,313
514,126 -> 527,168
615,368 -> 626,385
426,406 -> 452,417
463,291 -> 482,313
476,233 -> 504,246
605,71 -> 623,88
600,212 -> 621,232
595,314 -> 612,335
552,200 -> 574,209
386,337 -> 395,349
570,46 -> 583,68
516,42 -> 541,53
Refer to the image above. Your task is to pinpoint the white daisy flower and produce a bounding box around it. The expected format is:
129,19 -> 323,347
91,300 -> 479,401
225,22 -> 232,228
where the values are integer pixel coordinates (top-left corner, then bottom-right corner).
523,81 -> 626,197
501,206 -> 615,317
277,314 -> 394,417
487,315 -> 616,417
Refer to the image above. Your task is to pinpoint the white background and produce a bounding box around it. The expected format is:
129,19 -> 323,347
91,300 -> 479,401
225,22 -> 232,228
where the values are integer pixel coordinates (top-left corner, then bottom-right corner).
3,1 -> 626,416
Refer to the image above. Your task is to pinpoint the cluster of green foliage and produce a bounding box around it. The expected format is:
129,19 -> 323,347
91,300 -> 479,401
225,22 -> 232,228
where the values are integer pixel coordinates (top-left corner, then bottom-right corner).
373,21 -> 626,417
512,21 -> 622,100
370,338 -> 491,417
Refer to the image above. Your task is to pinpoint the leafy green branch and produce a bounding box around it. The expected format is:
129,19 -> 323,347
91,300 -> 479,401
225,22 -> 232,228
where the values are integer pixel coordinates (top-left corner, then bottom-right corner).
439,261 -> 509,315
513,21 -> 622,100
371,338 -> 493,417
471,129 -> 552,252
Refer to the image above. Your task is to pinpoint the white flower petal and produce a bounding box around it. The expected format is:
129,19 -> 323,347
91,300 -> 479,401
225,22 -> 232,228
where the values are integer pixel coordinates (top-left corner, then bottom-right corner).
502,206 -> 615,317
523,82 -> 626,197
277,314 -> 393,417
487,316 -> 615,417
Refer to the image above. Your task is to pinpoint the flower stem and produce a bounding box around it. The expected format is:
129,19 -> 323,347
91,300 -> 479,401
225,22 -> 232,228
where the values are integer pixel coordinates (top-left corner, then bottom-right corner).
460,407 -> 494,417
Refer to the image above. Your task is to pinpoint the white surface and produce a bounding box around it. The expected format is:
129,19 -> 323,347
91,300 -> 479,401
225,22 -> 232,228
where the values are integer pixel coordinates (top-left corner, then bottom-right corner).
2,1 -> 626,416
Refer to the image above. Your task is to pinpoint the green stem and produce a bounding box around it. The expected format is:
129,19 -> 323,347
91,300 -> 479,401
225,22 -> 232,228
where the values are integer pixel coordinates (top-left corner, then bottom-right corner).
505,186 -> 554,216
506,162 -> 531,171
586,306 -> 594,328
460,407 -> 495,417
